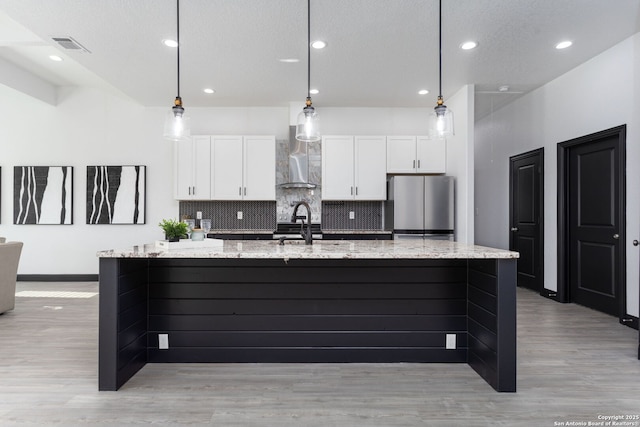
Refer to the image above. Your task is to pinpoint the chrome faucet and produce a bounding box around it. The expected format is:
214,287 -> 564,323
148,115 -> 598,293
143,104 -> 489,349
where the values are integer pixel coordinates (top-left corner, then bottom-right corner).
291,201 -> 313,245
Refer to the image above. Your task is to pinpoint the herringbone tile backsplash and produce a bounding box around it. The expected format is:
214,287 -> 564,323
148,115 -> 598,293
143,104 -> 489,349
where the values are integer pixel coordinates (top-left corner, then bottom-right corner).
321,201 -> 385,230
179,201 -> 277,230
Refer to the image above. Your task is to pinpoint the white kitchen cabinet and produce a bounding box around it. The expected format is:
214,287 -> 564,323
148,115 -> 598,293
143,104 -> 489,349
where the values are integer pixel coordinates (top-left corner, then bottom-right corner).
243,136 -> 276,200
211,135 -> 275,200
322,135 -> 387,200
174,135 -> 211,200
386,136 -> 446,174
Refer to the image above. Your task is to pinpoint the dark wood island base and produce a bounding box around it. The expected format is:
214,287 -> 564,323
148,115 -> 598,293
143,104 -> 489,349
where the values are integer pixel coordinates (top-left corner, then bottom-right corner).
99,251 -> 516,392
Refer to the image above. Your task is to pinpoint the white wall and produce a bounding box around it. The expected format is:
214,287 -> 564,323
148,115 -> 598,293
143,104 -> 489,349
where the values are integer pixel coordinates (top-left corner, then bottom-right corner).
0,85 -> 472,275
446,85 -> 474,244
475,33 -> 640,317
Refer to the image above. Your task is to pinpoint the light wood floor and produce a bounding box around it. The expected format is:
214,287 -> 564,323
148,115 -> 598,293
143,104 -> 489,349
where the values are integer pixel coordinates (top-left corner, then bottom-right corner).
1,282 -> 639,426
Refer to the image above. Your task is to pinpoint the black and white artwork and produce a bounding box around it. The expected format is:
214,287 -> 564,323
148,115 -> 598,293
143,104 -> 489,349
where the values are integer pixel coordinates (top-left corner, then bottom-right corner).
14,166 -> 73,225
86,166 -> 146,224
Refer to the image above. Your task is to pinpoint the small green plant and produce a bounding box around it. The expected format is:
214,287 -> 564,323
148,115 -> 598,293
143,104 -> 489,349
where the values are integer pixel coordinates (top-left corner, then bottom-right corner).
158,218 -> 189,241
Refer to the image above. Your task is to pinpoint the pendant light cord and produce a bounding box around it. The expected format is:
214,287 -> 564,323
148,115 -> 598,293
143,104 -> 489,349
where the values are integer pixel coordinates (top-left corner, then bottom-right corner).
438,0 -> 442,98
307,0 -> 311,99
176,0 -> 181,98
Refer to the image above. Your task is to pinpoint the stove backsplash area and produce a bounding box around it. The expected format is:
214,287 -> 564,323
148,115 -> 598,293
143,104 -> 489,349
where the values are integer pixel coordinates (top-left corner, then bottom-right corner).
276,138 -> 322,223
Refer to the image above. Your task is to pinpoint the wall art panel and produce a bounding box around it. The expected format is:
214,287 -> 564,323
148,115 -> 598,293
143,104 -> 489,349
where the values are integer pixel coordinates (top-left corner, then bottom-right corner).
86,166 -> 146,224
14,166 -> 73,225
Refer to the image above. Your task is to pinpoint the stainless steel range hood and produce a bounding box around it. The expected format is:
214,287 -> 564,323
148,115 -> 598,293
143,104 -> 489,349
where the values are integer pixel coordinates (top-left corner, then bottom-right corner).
279,126 -> 318,189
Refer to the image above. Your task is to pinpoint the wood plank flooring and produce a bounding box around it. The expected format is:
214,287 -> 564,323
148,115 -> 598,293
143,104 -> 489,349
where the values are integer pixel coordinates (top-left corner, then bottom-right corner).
1,281 -> 639,426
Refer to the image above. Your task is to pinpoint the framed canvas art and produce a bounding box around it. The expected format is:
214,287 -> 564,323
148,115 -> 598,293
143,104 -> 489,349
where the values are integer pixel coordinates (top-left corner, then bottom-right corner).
86,165 -> 146,224
14,166 -> 73,225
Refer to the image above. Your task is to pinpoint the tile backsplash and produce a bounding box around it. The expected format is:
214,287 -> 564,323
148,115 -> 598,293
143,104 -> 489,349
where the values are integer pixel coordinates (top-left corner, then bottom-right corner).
321,201 -> 385,230
179,201 -> 276,230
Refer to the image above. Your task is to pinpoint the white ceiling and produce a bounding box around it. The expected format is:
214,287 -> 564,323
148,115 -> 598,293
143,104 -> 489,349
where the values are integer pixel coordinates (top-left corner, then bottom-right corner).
1,0 -> 639,120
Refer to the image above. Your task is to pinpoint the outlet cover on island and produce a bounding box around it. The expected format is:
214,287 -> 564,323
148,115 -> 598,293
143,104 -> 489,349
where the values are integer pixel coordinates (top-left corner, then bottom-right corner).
349,211 -> 355,220
196,211 -> 202,219
158,334 -> 169,350
237,211 -> 243,220
446,334 -> 456,349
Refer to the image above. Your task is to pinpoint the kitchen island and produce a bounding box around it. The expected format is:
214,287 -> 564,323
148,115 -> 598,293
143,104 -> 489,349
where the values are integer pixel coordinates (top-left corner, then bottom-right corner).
97,239 -> 518,392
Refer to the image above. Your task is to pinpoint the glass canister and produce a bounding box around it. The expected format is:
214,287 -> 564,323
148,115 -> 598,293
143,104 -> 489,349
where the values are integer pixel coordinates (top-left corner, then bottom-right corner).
191,228 -> 205,241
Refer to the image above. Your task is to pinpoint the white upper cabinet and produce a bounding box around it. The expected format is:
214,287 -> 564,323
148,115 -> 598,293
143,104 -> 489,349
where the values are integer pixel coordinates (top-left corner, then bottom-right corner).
322,135 -> 387,200
416,137 -> 446,173
386,136 -> 446,174
211,135 -> 244,200
386,136 -> 417,174
354,136 -> 387,199
211,135 -> 275,200
243,136 -> 276,200
322,135 -> 355,200
174,135 -> 211,200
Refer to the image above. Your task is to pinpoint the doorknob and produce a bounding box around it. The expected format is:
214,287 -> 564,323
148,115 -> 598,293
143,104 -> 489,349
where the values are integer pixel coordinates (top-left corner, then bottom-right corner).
613,234 -> 619,239
511,227 -> 518,232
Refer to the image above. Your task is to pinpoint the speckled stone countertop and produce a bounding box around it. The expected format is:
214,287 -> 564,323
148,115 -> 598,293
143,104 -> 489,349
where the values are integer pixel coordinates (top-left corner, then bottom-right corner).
97,239 -> 518,260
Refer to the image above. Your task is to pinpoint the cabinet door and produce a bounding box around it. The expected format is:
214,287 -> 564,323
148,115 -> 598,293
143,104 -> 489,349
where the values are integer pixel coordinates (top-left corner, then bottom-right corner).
244,136 -> 276,200
386,136 -> 417,173
211,135 -> 243,200
175,139 -> 194,199
354,136 -> 387,200
416,136 -> 446,173
322,135 -> 355,200
192,136 -> 211,199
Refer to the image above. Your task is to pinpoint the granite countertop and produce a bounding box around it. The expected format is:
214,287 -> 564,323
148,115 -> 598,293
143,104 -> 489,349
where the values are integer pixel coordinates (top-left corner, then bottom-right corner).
97,239 -> 518,260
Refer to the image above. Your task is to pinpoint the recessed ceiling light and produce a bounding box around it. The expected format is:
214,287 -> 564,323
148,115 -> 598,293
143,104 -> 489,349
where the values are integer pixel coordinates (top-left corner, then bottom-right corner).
163,39 -> 178,48
418,89 -> 429,95
460,41 -> 477,50
311,40 -> 326,49
309,89 -> 319,95
203,88 -> 215,94
555,40 -> 572,50
49,55 -> 63,62
279,58 -> 300,63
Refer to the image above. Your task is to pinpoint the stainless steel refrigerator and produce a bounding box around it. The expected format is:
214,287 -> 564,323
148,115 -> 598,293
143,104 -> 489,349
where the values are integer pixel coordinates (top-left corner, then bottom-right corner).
385,175 -> 455,240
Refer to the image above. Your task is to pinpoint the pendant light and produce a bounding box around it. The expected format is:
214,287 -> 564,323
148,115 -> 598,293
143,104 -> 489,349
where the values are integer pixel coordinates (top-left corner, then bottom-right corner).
163,0 -> 191,141
295,0 -> 320,142
428,0 -> 453,139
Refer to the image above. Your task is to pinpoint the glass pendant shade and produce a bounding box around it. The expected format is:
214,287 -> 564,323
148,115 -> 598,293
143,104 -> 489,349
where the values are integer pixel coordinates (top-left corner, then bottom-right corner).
295,105 -> 320,142
428,103 -> 454,139
163,101 -> 191,142
427,0 -> 454,139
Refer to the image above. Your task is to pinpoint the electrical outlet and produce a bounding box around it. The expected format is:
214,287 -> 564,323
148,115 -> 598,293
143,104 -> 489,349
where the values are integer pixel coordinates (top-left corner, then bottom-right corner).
237,211 -> 243,220
158,334 -> 169,350
349,211 -> 355,220
196,211 -> 202,219
446,334 -> 456,349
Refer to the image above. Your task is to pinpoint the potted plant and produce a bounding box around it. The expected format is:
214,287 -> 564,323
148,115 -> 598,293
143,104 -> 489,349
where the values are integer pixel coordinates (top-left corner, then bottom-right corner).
158,218 -> 189,242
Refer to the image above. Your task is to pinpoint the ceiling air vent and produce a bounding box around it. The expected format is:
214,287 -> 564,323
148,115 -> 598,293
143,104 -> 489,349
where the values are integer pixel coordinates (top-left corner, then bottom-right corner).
51,37 -> 91,53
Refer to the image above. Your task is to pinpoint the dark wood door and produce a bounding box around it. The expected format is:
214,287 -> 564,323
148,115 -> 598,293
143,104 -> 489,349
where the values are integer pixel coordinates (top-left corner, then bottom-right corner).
509,149 -> 544,293
560,126 -> 625,317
